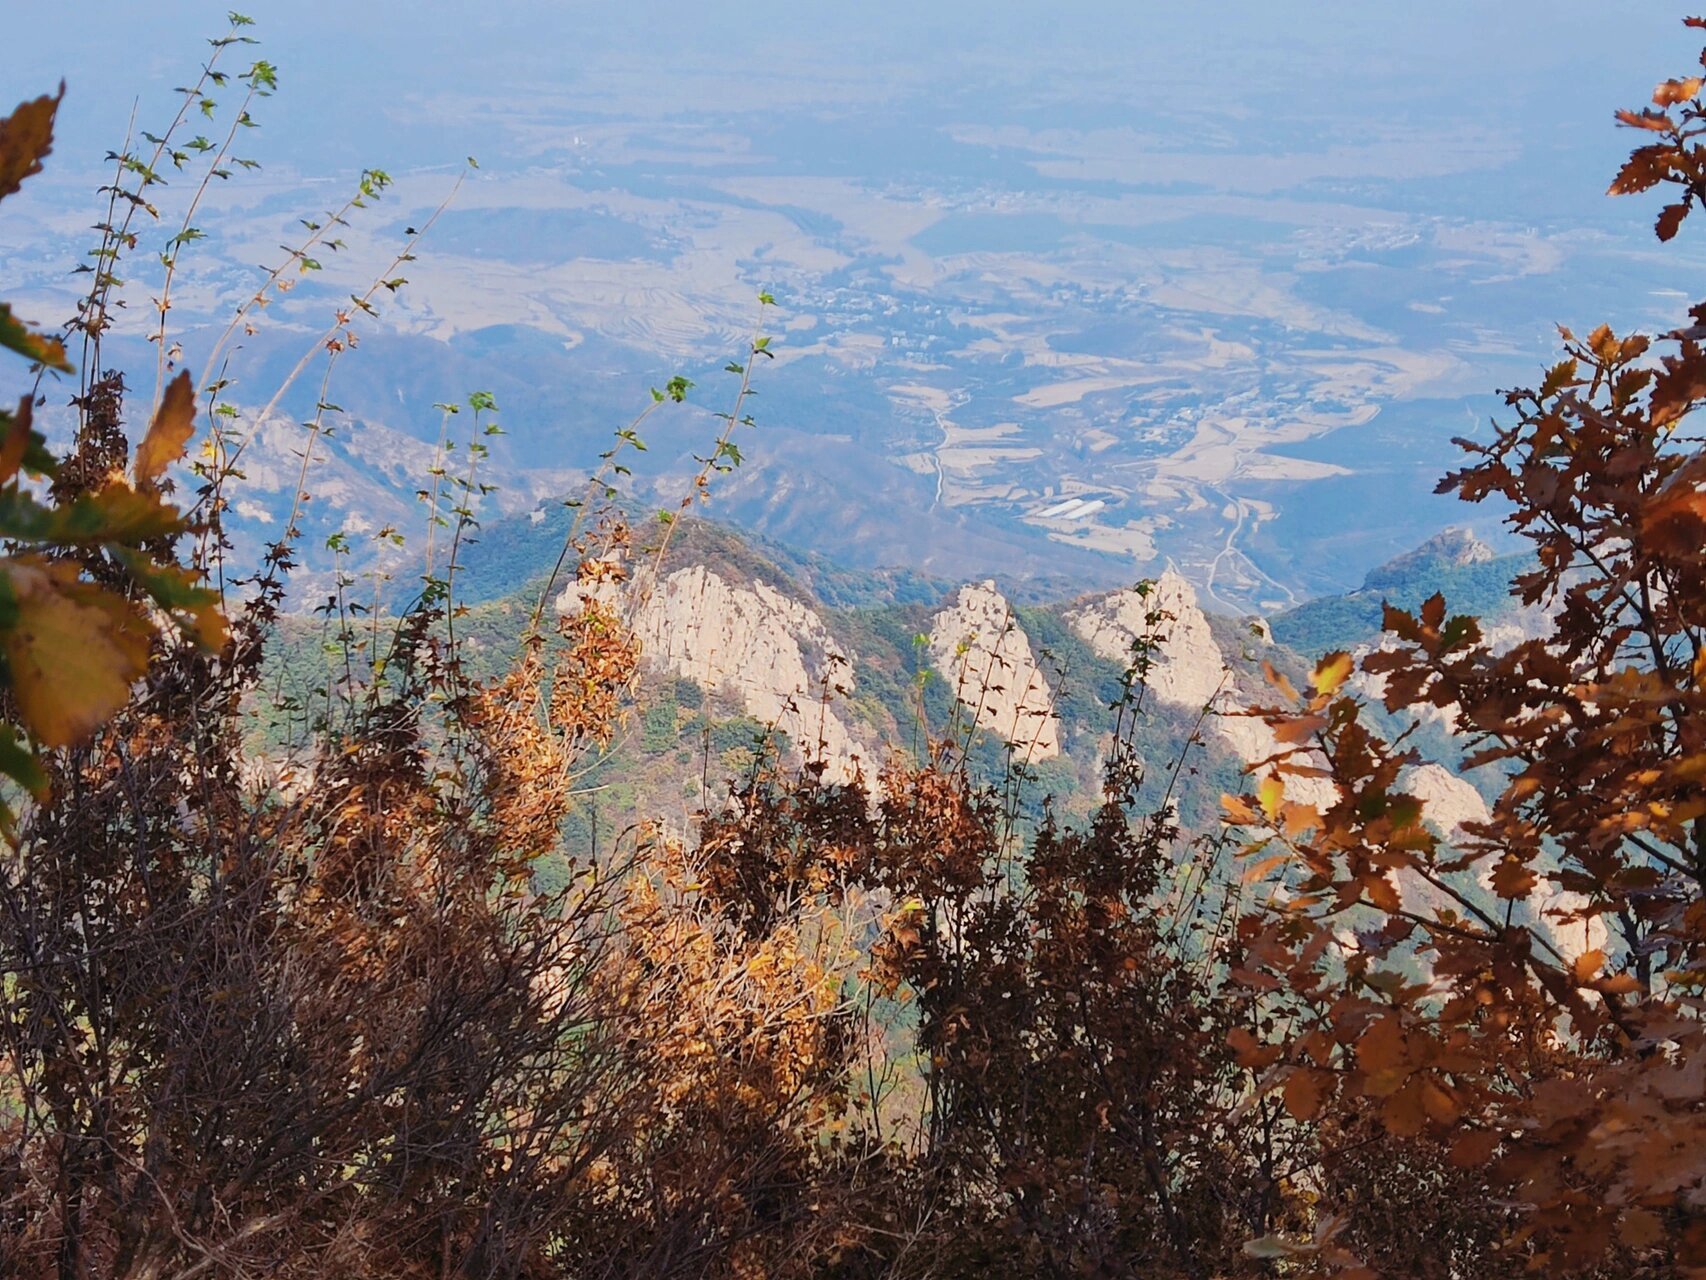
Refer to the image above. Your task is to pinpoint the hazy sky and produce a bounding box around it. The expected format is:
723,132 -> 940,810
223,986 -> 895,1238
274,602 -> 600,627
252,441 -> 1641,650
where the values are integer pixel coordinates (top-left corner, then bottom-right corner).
13,2 -> 1696,196
9,2 -> 1702,599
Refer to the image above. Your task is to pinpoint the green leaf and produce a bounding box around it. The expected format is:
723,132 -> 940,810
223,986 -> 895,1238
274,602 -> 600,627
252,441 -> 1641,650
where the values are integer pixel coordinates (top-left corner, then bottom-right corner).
0,722 -> 46,798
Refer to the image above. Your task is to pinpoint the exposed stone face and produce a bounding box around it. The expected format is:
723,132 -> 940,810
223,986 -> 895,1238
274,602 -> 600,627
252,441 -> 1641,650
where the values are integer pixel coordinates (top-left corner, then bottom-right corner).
927,581 -> 1061,760
1401,763 -> 1490,841
1068,570 -> 1336,806
1070,571 -> 1223,709
559,564 -> 866,783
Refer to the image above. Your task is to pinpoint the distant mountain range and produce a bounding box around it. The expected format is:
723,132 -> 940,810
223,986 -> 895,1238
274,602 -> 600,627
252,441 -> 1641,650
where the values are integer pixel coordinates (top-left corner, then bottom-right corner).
431,510 -> 1537,839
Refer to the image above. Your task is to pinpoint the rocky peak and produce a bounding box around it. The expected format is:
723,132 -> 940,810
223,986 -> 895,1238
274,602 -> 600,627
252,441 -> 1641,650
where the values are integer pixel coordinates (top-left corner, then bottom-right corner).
1069,571 -> 1337,807
927,581 -> 1061,760
1362,527 -> 1493,590
559,564 -> 867,782
1069,569 -> 1224,710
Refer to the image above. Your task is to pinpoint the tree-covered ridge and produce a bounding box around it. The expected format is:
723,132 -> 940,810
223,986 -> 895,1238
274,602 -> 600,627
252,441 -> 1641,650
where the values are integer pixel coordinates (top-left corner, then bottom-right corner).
1270,544 -> 1536,658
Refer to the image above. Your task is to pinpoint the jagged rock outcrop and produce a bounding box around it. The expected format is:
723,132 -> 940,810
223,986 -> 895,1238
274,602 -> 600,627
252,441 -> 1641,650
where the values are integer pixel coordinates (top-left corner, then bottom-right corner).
1068,570 -> 1336,806
927,581 -> 1061,759
559,564 -> 866,783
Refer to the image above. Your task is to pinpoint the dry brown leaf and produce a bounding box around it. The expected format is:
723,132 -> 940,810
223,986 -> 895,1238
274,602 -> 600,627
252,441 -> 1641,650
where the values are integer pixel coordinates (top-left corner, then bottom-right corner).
0,88 -> 60,202
135,370 -> 196,487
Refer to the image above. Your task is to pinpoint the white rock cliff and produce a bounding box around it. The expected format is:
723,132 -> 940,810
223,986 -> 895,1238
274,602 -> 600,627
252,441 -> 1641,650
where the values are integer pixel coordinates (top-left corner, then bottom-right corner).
560,564 -> 866,783
1068,570 -> 1337,807
927,581 -> 1062,760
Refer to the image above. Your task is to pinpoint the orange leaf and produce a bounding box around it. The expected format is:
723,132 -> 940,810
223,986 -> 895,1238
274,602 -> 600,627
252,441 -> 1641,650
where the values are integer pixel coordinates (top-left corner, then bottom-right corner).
1617,107 -> 1676,132
135,370 -> 196,487
1609,142 -> 1675,193
1449,1129 -> 1500,1168
1356,1015 -> 1410,1096
1222,793 -> 1259,825
0,87 -> 61,202
1229,1026 -> 1282,1071
1282,802 -> 1322,839
1490,857 -> 1537,900
1381,1077 -> 1428,1137
1419,1077 -> 1460,1125
1283,1067 -> 1330,1122
1643,453 -> 1706,544
1363,872 -> 1401,914
1572,948 -> 1606,983
1654,76 -> 1704,106
1271,713 -> 1328,745
1261,660 -> 1299,702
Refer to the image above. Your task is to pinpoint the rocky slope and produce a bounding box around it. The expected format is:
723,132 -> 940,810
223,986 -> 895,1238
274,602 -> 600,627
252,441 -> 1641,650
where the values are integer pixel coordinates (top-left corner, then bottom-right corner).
532,517 -> 1559,855
558,562 -> 869,784
927,582 -> 1062,760
1068,570 -> 1337,808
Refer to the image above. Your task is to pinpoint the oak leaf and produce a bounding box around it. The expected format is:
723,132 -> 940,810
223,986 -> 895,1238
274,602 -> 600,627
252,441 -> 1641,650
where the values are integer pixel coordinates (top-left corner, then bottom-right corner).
0,557 -> 151,747
1258,775 -> 1285,823
0,88 -> 60,202
1653,76 -> 1703,105
1658,201 -> 1690,241
1571,948 -> 1606,983
1283,1067 -> 1330,1121
1490,857 -> 1538,900
1311,650 -> 1353,697
135,370 -> 196,488
1449,1129 -> 1500,1167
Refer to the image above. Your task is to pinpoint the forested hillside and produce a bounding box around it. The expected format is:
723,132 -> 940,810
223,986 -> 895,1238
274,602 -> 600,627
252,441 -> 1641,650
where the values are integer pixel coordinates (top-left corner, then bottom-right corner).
0,12 -> 1703,1280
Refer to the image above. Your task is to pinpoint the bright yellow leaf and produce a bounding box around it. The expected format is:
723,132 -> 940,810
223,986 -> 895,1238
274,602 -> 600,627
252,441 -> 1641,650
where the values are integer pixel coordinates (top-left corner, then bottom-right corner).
1311,650 -> 1353,697
1258,775 -> 1285,823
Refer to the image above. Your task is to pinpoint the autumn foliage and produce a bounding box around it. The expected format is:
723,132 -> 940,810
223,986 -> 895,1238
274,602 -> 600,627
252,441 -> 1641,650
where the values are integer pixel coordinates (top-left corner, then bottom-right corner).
1,14 -> 1705,1280
1221,29 -> 1706,1277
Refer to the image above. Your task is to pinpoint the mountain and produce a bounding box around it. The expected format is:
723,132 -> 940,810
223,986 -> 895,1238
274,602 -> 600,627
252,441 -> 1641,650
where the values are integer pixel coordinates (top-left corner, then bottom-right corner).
1269,528 -> 1537,657
528,516 -> 1530,833
259,511 -> 1592,965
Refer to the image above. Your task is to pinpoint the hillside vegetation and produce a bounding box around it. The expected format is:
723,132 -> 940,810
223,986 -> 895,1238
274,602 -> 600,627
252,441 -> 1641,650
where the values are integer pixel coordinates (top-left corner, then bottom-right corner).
1271,535 -> 1536,657
0,14 -> 1704,1280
